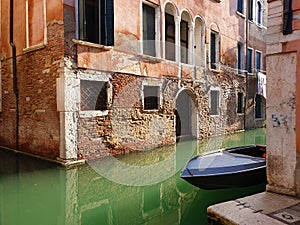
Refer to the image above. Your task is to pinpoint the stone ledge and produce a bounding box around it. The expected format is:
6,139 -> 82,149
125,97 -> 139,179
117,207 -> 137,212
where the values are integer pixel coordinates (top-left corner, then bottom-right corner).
207,192 -> 300,225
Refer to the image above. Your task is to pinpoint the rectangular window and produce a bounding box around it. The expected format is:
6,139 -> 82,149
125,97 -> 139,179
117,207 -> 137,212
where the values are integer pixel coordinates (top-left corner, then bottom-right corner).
143,3 -> 156,56
237,0 -> 244,14
257,2 -> 262,25
247,48 -> 253,74
180,20 -> 189,64
256,51 -> 262,72
165,13 -> 175,61
255,95 -> 264,119
210,90 -> 219,115
210,32 -> 217,69
237,92 -> 244,114
79,0 -> 114,46
248,0 -> 253,21
237,42 -> 243,74
283,0 -> 293,35
144,86 -> 159,110
80,80 -> 108,111
25,0 -> 47,48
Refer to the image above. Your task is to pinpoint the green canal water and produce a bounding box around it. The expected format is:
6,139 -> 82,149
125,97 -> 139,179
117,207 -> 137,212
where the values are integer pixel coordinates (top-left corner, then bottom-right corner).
0,129 -> 266,225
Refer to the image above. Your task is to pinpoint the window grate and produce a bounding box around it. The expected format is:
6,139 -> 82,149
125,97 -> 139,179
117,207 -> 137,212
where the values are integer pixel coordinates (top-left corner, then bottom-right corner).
80,80 -> 108,111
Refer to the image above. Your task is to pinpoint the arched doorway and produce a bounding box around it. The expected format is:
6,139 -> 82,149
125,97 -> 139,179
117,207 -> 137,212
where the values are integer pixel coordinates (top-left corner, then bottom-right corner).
175,89 -> 197,140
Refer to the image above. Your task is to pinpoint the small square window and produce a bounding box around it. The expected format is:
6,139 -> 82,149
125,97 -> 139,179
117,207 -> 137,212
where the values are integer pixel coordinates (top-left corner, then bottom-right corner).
144,86 -> 159,110
80,80 -> 108,111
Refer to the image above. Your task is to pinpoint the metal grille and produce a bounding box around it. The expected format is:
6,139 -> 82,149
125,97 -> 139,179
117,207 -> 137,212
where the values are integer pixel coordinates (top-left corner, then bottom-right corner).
80,80 -> 107,111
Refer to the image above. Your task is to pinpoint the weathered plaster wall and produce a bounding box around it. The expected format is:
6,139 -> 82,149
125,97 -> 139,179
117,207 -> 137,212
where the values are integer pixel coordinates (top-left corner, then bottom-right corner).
266,52 -> 297,195
266,0 -> 300,196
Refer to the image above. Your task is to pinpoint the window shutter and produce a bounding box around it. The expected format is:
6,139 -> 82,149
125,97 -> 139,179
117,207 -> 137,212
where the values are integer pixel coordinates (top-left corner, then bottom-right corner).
283,0 -> 293,35
105,0 -> 114,45
248,0 -> 253,21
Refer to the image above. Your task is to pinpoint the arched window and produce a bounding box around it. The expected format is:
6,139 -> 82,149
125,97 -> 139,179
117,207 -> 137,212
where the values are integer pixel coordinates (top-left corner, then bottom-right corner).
257,1 -> 262,25
210,24 -> 220,70
180,11 -> 192,64
194,17 -> 205,67
165,3 -> 177,61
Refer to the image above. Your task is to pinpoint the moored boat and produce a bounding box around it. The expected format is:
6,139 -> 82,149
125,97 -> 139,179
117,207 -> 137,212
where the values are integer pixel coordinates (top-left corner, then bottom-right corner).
180,145 -> 266,190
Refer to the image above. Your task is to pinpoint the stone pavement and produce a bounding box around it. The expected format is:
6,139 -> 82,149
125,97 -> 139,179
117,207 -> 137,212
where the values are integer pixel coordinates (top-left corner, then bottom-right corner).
207,192 -> 300,225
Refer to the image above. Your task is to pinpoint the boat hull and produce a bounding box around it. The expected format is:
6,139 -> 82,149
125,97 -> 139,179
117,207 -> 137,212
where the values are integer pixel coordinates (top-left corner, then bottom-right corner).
180,145 -> 267,189
181,165 -> 266,190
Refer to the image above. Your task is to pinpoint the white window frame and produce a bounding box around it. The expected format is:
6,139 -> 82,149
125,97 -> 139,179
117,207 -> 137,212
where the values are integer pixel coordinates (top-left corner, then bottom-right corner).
256,1 -> 263,26
237,42 -> 244,75
247,47 -> 254,75
255,50 -> 263,73
142,79 -> 162,111
78,72 -> 112,118
24,0 -> 47,52
140,1 -> 161,58
209,29 -> 220,71
194,16 -> 205,67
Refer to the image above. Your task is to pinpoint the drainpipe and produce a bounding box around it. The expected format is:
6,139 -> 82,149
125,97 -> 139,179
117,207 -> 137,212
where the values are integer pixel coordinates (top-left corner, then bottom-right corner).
244,0 -> 250,130
10,0 -> 19,150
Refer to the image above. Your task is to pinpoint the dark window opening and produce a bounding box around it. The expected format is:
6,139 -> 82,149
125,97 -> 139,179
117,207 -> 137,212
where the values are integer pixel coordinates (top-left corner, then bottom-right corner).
237,0 -> 244,14
283,0 -> 293,35
248,0 -> 254,21
79,0 -> 114,46
210,32 -> 217,69
143,4 -> 156,56
256,51 -> 262,72
180,20 -> 189,64
257,2 -> 262,25
247,48 -> 253,73
237,92 -> 244,113
210,90 -> 219,115
144,86 -> 159,110
255,95 -> 264,119
238,42 -> 243,74
80,80 -> 108,111
165,13 -> 175,61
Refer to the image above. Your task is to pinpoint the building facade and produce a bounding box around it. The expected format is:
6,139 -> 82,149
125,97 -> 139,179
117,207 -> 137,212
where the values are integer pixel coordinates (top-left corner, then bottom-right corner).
266,0 -> 300,196
0,0 -> 267,162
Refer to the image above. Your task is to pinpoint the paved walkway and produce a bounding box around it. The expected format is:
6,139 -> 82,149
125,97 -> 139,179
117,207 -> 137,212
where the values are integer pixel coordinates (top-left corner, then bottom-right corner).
207,192 -> 300,225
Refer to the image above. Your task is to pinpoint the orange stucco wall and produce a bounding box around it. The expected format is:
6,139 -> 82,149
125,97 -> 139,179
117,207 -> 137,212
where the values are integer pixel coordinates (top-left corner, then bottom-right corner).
0,0 -> 63,58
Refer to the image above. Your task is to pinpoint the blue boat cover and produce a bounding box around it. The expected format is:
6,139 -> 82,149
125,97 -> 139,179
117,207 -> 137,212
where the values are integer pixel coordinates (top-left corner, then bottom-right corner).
185,151 -> 266,176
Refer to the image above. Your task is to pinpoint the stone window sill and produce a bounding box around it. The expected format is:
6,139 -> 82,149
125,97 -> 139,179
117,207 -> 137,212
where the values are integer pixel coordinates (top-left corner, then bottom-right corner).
79,110 -> 109,118
23,43 -> 46,53
73,39 -> 113,51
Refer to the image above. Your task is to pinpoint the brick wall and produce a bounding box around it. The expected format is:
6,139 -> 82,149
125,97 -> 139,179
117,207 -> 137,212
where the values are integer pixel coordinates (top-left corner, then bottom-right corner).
0,23 -> 64,159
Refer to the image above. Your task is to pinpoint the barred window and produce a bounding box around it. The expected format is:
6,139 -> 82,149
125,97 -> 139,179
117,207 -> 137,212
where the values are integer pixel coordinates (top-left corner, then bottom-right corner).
80,80 -> 108,111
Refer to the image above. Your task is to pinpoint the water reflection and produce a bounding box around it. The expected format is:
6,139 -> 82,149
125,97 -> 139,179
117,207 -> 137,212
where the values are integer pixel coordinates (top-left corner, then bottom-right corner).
0,128 -> 266,225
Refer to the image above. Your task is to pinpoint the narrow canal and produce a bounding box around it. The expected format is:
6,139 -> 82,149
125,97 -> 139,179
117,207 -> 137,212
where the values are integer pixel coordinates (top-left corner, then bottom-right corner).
0,128 -> 266,225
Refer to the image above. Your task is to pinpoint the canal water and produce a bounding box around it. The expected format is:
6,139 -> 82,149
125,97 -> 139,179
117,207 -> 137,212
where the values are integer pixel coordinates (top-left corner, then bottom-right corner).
0,128 -> 266,225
